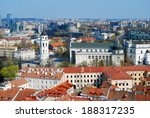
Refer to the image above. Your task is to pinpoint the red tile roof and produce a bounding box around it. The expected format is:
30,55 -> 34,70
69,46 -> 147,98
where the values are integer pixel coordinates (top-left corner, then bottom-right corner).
21,67 -> 62,80
79,37 -> 96,42
82,87 -> 104,96
14,88 -> 36,101
37,81 -> 74,98
104,67 -> 133,80
0,88 -> 19,101
63,67 -> 105,73
10,78 -> 28,87
51,42 -> 65,47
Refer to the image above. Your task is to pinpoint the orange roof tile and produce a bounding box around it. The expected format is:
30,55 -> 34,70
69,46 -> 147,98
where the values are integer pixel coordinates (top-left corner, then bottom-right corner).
51,42 -> 65,47
104,67 -> 133,80
10,78 -> 28,87
0,88 -> 19,101
14,89 -> 36,101
63,67 -> 105,73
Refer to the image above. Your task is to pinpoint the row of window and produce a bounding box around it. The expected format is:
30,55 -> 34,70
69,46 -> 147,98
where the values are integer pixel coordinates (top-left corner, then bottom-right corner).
79,49 -> 108,52
88,55 -> 111,60
115,83 -> 129,86
66,74 -> 101,78
28,79 -> 58,84
130,73 -> 144,76
75,83 -> 100,88
69,79 -> 102,83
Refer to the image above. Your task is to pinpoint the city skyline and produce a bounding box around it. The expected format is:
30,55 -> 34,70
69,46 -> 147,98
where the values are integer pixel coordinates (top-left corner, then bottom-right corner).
0,0 -> 150,19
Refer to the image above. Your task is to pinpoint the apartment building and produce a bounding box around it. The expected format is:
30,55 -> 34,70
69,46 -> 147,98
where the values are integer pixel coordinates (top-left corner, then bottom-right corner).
0,46 -> 17,58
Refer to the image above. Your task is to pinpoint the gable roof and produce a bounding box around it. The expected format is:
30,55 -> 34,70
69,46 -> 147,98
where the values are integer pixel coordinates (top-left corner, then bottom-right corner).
10,78 -> 28,87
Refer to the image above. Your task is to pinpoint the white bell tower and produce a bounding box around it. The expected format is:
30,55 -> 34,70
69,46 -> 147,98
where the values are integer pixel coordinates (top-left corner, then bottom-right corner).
40,34 -> 49,66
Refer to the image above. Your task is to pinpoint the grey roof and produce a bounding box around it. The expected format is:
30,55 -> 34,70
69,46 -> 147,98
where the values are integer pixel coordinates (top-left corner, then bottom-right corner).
71,42 -> 113,49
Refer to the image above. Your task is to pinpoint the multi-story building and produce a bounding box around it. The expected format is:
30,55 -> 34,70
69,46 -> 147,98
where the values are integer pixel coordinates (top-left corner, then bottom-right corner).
0,46 -> 17,58
15,49 -> 36,61
63,67 -> 105,89
0,37 -> 22,46
70,40 -> 124,66
63,66 -> 150,91
126,40 -> 150,65
20,67 -> 63,90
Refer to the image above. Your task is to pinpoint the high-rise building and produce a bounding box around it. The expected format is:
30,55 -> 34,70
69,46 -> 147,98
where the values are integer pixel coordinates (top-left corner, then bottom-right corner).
7,13 -> 13,26
40,33 -> 49,66
38,23 -> 44,34
16,22 -> 21,32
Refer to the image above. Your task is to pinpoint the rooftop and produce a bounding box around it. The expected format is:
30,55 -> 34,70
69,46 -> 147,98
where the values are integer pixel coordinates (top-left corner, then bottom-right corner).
63,67 -> 105,73
70,42 -> 113,49
10,78 -> 28,87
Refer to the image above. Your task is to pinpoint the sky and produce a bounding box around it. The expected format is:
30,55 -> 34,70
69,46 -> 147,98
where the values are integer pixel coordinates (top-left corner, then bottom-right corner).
0,0 -> 150,19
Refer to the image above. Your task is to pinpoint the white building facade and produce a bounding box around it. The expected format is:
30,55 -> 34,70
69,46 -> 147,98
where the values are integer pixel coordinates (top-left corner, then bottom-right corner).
15,49 -> 36,61
126,40 -> 150,65
70,42 -> 124,66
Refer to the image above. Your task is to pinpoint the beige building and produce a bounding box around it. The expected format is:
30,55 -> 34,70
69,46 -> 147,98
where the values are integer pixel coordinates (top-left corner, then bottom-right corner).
0,46 -> 18,58
63,67 -> 105,89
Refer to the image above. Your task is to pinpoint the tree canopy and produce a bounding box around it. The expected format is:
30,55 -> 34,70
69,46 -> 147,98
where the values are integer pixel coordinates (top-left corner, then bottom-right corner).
0,65 -> 19,80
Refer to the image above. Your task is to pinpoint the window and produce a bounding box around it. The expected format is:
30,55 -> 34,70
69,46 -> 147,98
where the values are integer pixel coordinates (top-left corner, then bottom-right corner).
126,83 -> 128,86
139,74 -> 141,76
87,75 -> 89,78
122,83 -> 125,86
115,83 -> 118,86
141,50 -> 143,54
119,83 -> 121,86
77,80 -> 79,83
67,75 -> 69,78
95,49 -> 97,52
86,49 -> 88,52
135,78 -> 137,80
74,75 -> 76,78
80,75 -> 82,78
135,74 -> 136,76
88,56 -> 91,59
84,75 -> 86,78
84,80 -> 86,82
134,82 -> 137,85
71,80 -> 73,83
91,80 -> 93,83
71,75 -> 72,78
92,56 -> 94,59
94,75 -> 96,77
91,75 -> 93,77
87,80 -> 89,82
81,80 -> 82,83
99,56 -> 101,59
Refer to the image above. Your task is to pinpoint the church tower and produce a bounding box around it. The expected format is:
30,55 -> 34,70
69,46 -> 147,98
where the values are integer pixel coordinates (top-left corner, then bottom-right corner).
40,33 -> 49,66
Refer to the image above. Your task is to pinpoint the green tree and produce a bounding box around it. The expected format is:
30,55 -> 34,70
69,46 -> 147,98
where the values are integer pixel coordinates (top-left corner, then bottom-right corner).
0,65 -> 19,80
